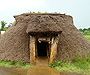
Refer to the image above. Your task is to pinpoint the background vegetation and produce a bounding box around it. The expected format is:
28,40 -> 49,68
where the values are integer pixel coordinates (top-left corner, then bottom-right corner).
85,35 -> 90,41
0,21 -> 12,31
79,28 -> 90,35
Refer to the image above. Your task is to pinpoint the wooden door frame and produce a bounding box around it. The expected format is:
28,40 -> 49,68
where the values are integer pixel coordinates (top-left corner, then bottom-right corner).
30,36 -> 58,65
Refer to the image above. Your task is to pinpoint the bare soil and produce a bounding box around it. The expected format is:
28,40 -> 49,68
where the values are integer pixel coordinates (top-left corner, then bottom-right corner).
0,67 -> 27,75
0,66 -> 80,75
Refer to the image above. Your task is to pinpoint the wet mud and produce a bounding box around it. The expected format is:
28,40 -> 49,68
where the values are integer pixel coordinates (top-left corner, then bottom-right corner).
0,66 -> 80,75
27,57 -> 60,75
0,67 -> 27,75
27,67 -> 60,75
27,57 -> 80,75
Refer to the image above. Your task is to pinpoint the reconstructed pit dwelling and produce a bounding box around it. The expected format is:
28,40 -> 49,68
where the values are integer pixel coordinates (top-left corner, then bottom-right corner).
29,28 -> 62,64
0,13 -> 90,65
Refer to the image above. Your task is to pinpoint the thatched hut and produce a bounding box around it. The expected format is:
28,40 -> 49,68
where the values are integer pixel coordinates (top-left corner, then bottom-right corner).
0,13 -> 90,65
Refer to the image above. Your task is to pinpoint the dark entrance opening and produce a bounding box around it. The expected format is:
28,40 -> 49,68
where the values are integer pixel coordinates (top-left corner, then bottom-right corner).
37,41 -> 48,57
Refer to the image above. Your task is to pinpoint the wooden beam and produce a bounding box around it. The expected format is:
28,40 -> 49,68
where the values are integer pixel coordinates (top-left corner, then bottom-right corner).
38,38 -> 50,42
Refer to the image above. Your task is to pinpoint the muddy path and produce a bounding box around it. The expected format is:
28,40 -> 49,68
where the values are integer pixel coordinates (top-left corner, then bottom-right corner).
27,57 -> 81,75
27,57 -> 60,75
0,66 -> 80,75
0,57 -> 81,75
0,67 -> 27,75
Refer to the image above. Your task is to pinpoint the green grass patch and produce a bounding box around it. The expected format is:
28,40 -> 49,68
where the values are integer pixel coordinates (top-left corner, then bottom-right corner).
0,60 -> 34,69
84,35 -> 90,41
49,57 -> 90,75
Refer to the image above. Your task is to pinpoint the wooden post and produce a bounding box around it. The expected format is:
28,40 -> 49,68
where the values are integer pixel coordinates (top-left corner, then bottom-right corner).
35,38 -> 38,57
30,36 -> 36,65
49,37 -> 58,65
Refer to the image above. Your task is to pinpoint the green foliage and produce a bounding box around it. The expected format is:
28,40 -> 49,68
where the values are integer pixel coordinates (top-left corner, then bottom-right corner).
0,21 -> 7,31
0,21 -> 12,31
3,28 -> 7,31
79,27 -> 90,35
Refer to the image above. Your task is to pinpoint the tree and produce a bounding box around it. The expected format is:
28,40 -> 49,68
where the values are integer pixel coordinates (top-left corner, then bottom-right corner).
88,28 -> 90,30
83,28 -> 87,32
79,28 -> 83,32
79,27 -> 90,35
0,21 -> 7,31
84,30 -> 90,35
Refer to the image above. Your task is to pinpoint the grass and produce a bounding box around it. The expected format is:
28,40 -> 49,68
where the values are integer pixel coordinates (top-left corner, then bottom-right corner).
0,60 -> 34,69
49,57 -> 90,75
84,35 -> 90,41
22,11 -> 61,15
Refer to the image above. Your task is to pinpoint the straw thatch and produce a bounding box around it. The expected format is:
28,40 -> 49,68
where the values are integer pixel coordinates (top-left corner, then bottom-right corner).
26,14 -> 62,34
0,13 -> 90,62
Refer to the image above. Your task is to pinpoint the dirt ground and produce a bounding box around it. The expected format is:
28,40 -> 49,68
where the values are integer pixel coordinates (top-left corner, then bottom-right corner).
0,57 -> 81,75
0,66 -> 81,75
0,67 -> 27,75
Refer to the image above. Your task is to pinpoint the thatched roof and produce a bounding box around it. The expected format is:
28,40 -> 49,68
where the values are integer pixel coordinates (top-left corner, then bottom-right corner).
0,13 -> 90,62
26,15 -> 62,34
